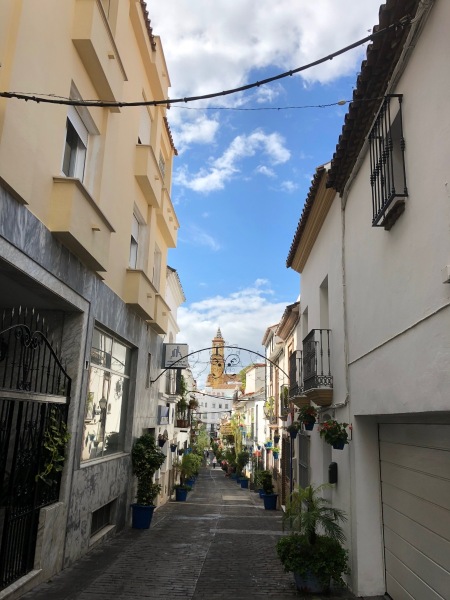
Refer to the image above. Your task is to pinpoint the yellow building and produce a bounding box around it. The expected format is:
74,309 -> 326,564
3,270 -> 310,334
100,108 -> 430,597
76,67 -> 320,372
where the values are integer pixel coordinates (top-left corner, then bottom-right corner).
0,1 -> 180,596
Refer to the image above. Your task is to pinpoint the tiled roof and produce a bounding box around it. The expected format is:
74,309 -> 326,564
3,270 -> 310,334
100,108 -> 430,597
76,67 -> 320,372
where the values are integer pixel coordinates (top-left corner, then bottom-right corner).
327,0 -> 421,193
286,166 -> 326,268
139,1 -> 157,50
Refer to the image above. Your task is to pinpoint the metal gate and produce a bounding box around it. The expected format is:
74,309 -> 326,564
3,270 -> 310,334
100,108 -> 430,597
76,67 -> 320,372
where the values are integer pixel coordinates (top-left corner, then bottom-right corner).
0,309 -> 71,590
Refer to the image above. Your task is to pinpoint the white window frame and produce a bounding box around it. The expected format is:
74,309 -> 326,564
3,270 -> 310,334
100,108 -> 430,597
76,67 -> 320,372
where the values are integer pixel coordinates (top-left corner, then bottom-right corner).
62,105 -> 88,180
129,214 -> 140,269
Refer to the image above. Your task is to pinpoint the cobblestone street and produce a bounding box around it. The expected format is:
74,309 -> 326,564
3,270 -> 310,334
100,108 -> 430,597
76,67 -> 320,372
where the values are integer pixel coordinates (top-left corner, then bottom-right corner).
21,468 -> 383,600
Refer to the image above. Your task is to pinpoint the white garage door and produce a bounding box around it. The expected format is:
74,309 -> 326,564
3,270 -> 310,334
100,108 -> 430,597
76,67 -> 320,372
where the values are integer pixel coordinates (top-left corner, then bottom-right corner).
379,423 -> 450,600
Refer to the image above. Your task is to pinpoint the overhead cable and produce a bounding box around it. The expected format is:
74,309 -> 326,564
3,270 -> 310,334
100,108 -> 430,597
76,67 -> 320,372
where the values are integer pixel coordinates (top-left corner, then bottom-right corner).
0,16 -> 411,109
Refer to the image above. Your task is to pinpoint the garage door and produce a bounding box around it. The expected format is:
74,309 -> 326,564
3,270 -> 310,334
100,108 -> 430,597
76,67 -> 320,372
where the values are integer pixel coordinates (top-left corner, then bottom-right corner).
379,424 -> 450,600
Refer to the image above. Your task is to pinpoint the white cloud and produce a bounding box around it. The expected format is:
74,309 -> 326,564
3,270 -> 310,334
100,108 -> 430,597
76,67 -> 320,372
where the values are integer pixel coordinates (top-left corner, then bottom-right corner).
280,180 -> 299,193
150,0 -> 382,100
174,129 -> 290,193
171,113 -> 220,153
180,224 -> 221,251
175,280 -> 290,386
255,165 -> 276,178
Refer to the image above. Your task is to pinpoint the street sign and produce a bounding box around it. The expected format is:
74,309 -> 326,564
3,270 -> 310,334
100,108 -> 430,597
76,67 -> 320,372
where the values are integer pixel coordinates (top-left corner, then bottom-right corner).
163,343 -> 189,369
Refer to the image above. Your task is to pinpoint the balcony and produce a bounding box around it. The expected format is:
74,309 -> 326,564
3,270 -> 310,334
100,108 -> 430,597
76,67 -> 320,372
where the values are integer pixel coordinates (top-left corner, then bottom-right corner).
124,269 -> 156,320
302,329 -> 333,406
288,350 -> 308,408
49,177 -> 114,271
134,145 -> 163,208
148,294 -> 170,335
157,188 -> 179,248
72,0 -> 127,111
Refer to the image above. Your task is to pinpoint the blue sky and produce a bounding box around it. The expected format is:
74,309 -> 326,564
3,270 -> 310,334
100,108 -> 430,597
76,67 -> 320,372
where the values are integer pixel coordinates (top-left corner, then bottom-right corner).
149,1 -> 383,363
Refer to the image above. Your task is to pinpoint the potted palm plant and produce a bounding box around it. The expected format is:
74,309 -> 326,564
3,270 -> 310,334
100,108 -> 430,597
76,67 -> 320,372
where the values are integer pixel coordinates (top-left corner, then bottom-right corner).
276,484 -> 349,593
131,433 -> 166,529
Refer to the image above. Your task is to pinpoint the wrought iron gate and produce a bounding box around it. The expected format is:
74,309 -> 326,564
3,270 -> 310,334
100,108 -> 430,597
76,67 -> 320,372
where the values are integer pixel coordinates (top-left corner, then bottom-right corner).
0,309 -> 71,590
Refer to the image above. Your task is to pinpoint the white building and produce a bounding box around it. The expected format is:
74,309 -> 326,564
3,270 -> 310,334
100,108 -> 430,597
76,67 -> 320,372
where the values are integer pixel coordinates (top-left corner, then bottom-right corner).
287,0 -> 450,597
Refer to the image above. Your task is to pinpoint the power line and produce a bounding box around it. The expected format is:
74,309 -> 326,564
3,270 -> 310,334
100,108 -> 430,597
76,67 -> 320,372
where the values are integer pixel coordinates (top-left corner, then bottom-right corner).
0,16 -> 410,109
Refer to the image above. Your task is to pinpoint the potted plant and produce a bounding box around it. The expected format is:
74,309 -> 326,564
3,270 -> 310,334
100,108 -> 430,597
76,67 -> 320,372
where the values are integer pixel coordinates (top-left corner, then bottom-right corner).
274,430 -> 280,444
170,442 -> 177,453
260,470 -> 278,510
298,405 -> 318,430
319,420 -> 350,449
276,484 -> 349,593
272,446 -> 280,460
286,421 -> 300,439
157,433 -> 167,447
173,483 -> 191,501
131,433 -> 166,529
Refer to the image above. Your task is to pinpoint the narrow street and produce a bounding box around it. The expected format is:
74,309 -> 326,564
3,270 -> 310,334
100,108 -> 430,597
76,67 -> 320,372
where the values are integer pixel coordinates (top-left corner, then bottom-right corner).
20,467 -> 371,600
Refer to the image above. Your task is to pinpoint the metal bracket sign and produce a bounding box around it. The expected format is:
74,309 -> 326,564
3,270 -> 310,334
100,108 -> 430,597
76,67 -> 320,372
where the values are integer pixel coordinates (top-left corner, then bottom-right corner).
163,343 -> 189,369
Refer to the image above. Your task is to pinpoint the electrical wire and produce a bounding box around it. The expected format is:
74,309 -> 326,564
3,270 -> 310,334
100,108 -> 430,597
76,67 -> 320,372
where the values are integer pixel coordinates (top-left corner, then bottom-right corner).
0,16 -> 410,109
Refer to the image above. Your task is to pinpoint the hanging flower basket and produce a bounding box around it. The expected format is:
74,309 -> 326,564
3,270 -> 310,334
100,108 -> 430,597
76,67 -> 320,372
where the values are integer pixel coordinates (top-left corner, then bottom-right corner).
286,422 -> 300,439
273,451 -> 279,460
265,441 -> 273,449
297,405 -> 318,430
318,420 -> 350,449
170,443 -> 177,452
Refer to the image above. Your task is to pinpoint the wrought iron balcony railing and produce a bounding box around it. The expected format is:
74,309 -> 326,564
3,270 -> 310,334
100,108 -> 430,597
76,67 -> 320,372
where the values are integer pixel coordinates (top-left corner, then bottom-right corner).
288,350 -> 303,399
369,95 -> 407,229
302,329 -> 333,392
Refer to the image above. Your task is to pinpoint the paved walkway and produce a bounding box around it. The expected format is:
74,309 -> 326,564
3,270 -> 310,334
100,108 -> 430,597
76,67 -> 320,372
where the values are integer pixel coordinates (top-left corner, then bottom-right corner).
22,468 -> 386,600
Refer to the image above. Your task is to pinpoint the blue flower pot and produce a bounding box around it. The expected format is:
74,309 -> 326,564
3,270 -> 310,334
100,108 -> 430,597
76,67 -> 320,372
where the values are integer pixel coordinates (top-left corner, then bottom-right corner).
258,488 -> 264,498
273,452 -> 279,460
175,487 -> 188,501
186,478 -> 195,487
262,493 -> 278,510
332,440 -> 346,450
304,420 -> 315,431
240,478 -> 249,489
131,504 -> 155,529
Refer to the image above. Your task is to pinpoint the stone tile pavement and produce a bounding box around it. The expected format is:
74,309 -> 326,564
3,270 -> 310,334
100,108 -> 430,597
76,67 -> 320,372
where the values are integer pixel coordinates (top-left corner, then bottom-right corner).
20,468 -> 388,600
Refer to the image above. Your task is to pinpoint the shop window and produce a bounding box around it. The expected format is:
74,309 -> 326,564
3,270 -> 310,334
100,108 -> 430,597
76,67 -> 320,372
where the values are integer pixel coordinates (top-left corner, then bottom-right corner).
82,329 -> 131,461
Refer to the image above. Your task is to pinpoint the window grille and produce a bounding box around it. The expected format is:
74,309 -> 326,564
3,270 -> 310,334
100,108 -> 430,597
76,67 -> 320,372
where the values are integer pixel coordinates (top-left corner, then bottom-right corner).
91,500 -> 115,537
369,95 -> 408,229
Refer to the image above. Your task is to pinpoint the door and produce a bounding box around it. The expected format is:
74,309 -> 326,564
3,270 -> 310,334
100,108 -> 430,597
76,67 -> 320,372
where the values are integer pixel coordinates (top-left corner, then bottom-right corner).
379,423 -> 450,600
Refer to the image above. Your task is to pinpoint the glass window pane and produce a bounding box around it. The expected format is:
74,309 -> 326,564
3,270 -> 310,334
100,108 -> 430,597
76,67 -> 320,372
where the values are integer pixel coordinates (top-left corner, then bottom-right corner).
111,339 -> 129,375
91,330 -> 112,368
82,329 -> 130,462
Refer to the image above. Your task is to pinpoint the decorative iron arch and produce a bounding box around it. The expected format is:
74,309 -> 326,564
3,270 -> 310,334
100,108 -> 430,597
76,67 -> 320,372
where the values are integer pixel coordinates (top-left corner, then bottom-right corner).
151,344 -> 289,385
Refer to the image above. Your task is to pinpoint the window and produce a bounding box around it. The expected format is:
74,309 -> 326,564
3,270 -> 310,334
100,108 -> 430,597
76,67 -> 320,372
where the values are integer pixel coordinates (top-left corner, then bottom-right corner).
152,245 -> 162,289
225,403 -> 229,409
219,403 -> 222,409
212,403 -> 216,409
158,152 -> 166,179
298,433 -> 310,489
62,106 -> 88,180
146,353 -> 151,389
369,94 -> 407,229
129,214 -> 139,268
81,329 -> 131,461
138,103 -> 152,145
91,500 -> 115,537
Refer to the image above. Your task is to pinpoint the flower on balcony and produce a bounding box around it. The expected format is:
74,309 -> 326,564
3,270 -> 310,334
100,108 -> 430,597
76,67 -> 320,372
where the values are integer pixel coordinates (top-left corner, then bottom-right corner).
318,420 -> 349,446
297,405 -> 318,423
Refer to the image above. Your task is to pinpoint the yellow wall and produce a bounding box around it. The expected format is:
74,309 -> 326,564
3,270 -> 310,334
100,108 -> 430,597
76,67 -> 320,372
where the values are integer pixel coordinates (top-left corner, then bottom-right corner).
0,0 -> 178,328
